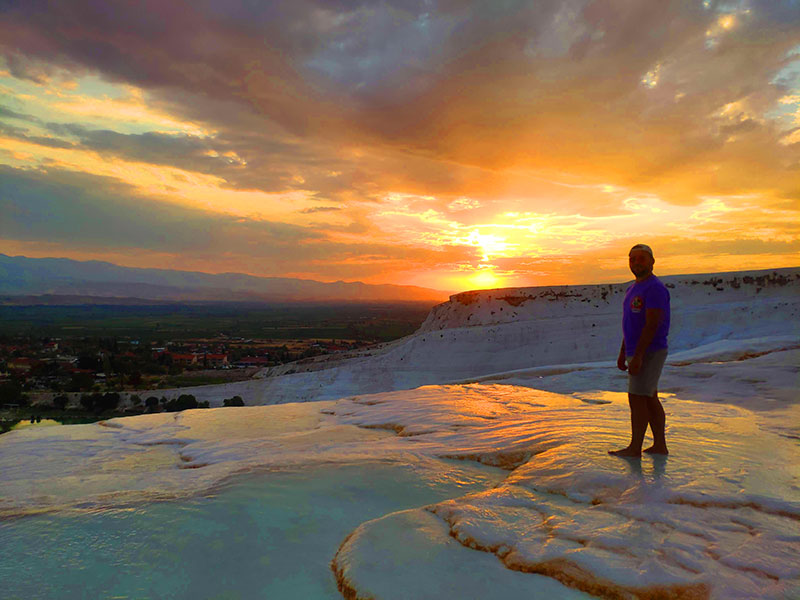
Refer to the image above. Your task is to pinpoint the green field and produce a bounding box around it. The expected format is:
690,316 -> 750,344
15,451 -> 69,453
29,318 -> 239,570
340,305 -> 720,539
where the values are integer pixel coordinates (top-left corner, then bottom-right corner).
0,301 -> 436,342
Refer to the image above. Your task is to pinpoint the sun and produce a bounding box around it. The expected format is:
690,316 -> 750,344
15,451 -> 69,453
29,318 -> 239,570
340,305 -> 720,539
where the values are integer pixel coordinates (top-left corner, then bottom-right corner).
466,269 -> 502,290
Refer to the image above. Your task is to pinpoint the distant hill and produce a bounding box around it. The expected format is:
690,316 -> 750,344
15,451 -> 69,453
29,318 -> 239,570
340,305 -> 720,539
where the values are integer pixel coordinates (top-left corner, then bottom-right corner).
0,254 -> 449,303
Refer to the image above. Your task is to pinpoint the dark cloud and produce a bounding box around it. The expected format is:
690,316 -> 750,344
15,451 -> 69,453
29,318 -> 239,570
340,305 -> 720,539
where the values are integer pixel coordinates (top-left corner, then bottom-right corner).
0,105 -> 40,122
46,122 -> 250,175
0,122 -> 76,149
0,164 -> 321,254
2,50 -> 56,83
1,117 -> 343,196
0,121 -> 28,138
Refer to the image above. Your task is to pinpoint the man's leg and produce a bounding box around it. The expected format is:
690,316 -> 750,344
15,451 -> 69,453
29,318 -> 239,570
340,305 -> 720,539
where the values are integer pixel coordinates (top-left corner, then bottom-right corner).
608,393 -> 650,457
643,392 -> 668,454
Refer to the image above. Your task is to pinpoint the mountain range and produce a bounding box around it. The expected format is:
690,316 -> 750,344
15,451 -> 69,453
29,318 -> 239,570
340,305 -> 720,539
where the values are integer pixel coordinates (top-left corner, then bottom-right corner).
0,254 -> 449,304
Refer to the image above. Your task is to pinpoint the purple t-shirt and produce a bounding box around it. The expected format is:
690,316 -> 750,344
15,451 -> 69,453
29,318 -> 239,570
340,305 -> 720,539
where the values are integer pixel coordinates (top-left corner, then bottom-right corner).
622,275 -> 670,355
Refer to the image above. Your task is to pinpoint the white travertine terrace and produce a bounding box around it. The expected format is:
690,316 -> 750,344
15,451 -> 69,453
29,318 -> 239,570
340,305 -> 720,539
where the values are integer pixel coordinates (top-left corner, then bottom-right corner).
2,377 -> 798,598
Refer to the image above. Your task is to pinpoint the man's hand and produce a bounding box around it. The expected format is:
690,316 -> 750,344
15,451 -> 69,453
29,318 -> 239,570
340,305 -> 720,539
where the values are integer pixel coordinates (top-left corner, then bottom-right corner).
628,355 -> 643,375
617,354 -> 628,371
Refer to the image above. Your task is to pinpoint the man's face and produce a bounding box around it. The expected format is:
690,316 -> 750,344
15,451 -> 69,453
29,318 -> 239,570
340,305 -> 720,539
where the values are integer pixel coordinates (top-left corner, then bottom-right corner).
629,250 -> 654,278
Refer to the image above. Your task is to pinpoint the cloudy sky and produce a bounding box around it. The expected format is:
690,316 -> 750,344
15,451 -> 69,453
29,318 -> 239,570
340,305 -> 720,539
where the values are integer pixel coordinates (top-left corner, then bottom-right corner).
0,0 -> 798,291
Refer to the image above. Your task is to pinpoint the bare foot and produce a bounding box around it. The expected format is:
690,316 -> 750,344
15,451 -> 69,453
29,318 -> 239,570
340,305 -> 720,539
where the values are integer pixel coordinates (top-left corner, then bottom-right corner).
643,445 -> 669,455
608,447 -> 641,457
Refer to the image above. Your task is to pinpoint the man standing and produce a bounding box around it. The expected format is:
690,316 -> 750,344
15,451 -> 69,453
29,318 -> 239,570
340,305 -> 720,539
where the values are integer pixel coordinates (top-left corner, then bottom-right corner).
609,244 -> 671,457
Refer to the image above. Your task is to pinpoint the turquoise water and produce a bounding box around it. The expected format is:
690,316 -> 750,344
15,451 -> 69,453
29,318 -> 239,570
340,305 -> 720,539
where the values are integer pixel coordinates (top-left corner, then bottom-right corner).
0,460 -> 503,599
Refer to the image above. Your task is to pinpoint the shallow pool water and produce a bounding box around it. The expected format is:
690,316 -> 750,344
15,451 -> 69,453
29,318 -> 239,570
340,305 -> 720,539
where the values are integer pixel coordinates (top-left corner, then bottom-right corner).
0,459 -> 504,600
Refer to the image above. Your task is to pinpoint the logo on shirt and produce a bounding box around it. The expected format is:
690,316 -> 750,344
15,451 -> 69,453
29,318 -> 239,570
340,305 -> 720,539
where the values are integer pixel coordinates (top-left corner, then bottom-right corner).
630,295 -> 644,313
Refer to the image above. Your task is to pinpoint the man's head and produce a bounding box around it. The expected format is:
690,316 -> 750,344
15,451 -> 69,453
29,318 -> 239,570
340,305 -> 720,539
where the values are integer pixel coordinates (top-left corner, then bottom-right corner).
629,244 -> 655,280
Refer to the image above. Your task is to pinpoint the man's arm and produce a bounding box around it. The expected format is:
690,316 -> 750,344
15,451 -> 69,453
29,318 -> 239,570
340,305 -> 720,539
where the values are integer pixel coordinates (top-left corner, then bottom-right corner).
628,308 -> 663,375
617,340 -> 627,371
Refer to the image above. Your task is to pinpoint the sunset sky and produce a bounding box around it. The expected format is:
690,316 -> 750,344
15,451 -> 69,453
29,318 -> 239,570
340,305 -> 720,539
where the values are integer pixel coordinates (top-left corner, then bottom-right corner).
1,0 -> 798,292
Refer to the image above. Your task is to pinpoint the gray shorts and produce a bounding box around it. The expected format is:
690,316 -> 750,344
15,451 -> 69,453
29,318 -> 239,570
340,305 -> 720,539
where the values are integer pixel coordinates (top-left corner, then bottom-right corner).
627,349 -> 668,396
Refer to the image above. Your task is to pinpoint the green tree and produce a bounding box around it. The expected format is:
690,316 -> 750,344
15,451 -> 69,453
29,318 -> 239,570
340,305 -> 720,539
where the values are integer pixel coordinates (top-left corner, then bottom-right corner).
223,396 -> 245,407
67,372 -> 94,392
79,393 -> 97,411
129,371 -> 143,386
0,381 -> 24,406
165,394 -> 198,412
96,392 -> 120,412
77,354 -> 101,371
101,353 -> 112,376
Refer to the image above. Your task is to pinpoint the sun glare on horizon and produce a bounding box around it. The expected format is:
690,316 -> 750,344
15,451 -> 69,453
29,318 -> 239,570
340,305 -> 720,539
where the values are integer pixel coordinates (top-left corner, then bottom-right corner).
461,269 -> 503,291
